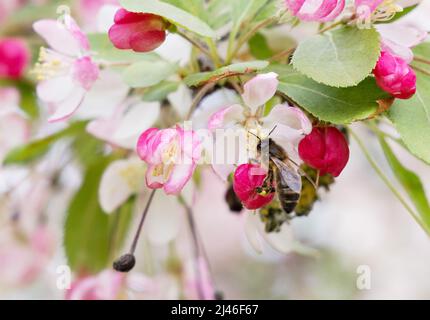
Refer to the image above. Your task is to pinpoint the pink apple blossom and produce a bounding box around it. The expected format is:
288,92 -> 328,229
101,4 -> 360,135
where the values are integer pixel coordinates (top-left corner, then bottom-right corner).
137,126 -> 202,195
354,0 -> 419,24
0,88 -> 30,161
208,72 -> 312,180
285,0 -> 346,22
373,50 -> 416,99
0,38 -> 30,79
66,270 -> 125,300
87,98 -> 160,150
33,16 -> 99,122
0,226 -> 55,287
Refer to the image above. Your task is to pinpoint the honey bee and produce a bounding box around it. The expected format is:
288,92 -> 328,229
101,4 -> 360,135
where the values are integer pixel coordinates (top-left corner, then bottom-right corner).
252,129 -> 315,217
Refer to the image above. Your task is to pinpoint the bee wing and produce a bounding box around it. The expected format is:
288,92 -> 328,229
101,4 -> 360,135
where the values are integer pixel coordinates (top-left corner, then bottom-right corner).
271,157 -> 302,193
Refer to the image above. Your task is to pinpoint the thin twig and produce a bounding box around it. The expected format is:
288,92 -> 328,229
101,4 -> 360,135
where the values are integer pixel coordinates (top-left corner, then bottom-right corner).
227,17 -> 276,63
179,195 -> 214,300
186,82 -> 217,120
269,47 -> 295,62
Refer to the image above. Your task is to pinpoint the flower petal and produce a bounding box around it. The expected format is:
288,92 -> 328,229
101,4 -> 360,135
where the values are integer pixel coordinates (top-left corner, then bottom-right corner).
99,159 -> 145,213
113,101 -> 161,149
191,88 -> 239,129
262,104 -> 312,145
241,72 -> 278,113
36,76 -> 75,103
164,164 -> 196,195
207,104 -> 244,130
33,20 -> 82,56
244,213 -> 264,254
262,223 -> 295,254
47,86 -> 86,122
145,164 -> 165,189
377,24 -> 427,63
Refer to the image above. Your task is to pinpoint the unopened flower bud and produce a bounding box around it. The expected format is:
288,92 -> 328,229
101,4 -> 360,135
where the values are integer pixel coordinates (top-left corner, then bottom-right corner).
108,8 -> 167,53
233,164 -> 275,210
373,51 -> 416,100
298,127 -> 349,177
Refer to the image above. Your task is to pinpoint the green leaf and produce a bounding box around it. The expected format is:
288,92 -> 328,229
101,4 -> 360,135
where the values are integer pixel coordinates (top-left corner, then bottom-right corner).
123,60 -> 178,88
184,60 -> 269,87
207,0 -> 231,29
64,156 -> 114,274
388,72 -> 430,164
161,0 -> 208,23
292,26 -> 381,87
230,0 -> 269,30
378,136 -> 430,228
249,33 -> 273,60
270,65 -> 388,124
72,131 -> 106,166
3,121 -> 87,165
120,0 -> 215,37
142,81 -> 179,102
88,33 -> 160,64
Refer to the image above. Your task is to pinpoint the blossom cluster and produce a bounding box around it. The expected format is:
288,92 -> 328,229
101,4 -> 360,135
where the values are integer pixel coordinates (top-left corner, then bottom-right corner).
0,0 -> 429,300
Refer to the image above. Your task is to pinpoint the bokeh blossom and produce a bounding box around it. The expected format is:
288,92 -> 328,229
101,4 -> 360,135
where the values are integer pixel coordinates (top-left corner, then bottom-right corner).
0,38 -> 30,79
33,16 -> 99,122
285,0 -> 346,22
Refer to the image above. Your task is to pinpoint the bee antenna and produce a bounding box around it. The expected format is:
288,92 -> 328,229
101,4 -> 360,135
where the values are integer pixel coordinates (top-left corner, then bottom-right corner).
268,125 -> 278,137
248,131 -> 261,142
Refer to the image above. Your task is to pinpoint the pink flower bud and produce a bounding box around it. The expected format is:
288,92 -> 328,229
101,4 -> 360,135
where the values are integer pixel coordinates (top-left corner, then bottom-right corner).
233,164 -> 275,210
373,51 -> 416,100
285,0 -> 345,22
298,127 -> 349,177
108,8 -> 167,53
0,38 -> 30,79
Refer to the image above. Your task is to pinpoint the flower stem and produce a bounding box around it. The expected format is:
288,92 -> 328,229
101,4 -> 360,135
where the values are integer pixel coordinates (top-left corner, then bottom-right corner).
412,65 -> 430,77
206,38 -> 223,68
178,195 -> 216,300
349,128 -> 430,236
176,29 -> 213,60
318,20 -> 344,34
130,189 -> 157,254
269,47 -> 295,62
414,56 -> 430,66
227,17 -> 276,64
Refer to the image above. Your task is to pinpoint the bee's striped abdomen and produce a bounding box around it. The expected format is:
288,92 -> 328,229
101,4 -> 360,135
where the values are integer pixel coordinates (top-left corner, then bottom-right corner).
276,171 -> 300,214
